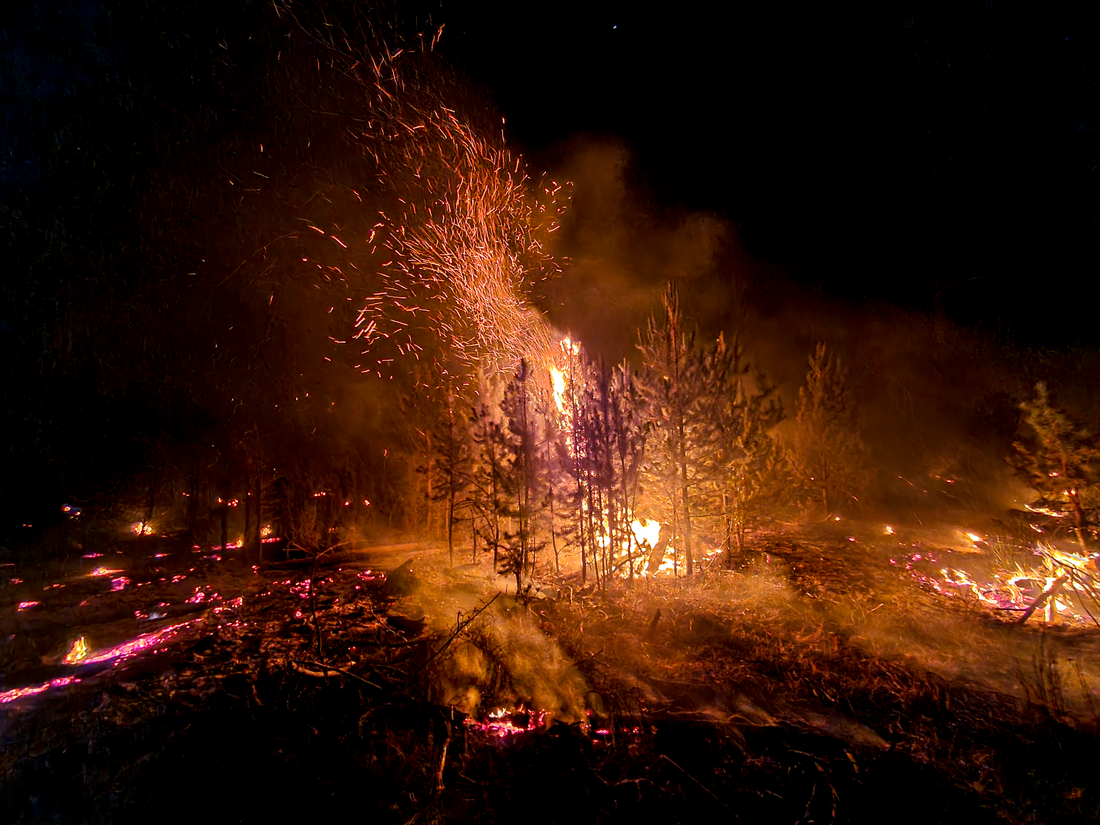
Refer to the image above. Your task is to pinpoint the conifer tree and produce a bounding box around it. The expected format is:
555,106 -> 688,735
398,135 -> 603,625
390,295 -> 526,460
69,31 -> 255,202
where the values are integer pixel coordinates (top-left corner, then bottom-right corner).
637,284 -> 726,574
470,401 -> 506,571
559,340 -> 598,584
608,360 -> 647,580
426,381 -> 473,565
785,342 -> 870,515
497,360 -> 543,590
1013,382 -> 1099,553
708,335 -> 784,565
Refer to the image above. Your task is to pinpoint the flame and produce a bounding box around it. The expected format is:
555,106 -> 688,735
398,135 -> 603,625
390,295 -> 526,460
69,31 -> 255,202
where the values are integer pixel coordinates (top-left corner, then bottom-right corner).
902,539 -> 1100,625
64,636 -> 89,664
89,566 -> 123,577
550,365 -> 566,414
632,519 -> 661,549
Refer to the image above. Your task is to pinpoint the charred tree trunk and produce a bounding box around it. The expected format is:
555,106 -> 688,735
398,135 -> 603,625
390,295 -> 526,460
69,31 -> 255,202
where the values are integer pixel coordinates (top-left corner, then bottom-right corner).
244,484 -> 252,559
253,469 -> 263,564
1069,488 -> 1089,554
219,476 -> 229,555
447,485 -> 455,566
187,468 -> 199,544
723,492 -> 733,569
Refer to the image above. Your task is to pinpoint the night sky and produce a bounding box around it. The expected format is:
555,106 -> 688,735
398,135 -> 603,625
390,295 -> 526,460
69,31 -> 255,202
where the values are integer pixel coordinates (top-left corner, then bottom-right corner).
440,2 -> 1099,343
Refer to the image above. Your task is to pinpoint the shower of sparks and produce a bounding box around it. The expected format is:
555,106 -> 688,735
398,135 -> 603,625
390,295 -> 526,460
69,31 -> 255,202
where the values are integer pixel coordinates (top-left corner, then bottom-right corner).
262,23 -> 570,383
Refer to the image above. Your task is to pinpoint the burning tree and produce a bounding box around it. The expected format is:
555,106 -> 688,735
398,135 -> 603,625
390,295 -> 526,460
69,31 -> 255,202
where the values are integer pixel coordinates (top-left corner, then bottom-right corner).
785,342 -> 871,516
1012,382 -> 1100,553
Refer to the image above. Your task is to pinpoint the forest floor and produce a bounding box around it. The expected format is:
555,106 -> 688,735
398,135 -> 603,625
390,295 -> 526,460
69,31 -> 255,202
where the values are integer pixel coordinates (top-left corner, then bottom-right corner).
3,520 -> 1100,823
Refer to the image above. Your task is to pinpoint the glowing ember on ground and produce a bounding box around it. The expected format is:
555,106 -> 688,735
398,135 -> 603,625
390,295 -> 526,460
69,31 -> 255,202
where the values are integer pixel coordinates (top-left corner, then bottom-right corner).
110,576 -> 130,592
289,579 -> 314,599
464,706 -> 549,738
0,676 -> 80,705
17,600 -> 38,610
61,621 -> 199,668
89,566 -> 123,578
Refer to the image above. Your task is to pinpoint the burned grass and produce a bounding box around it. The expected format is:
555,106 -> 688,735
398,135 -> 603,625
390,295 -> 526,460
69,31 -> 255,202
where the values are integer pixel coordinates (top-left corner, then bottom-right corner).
2,536 -> 1100,823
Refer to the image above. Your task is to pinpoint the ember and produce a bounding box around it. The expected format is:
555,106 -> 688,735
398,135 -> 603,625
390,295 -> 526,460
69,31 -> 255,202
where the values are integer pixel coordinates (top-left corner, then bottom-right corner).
0,676 -> 80,705
464,706 -> 549,739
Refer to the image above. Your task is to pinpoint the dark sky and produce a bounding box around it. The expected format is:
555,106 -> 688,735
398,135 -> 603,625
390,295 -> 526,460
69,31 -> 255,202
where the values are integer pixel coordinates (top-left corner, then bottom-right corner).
438,2 -> 1099,345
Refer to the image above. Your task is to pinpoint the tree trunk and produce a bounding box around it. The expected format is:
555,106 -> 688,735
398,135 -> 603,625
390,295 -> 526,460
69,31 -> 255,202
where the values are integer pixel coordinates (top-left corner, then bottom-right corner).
723,492 -> 733,569
679,435 -> 693,575
254,468 -> 263,564
447,485 -> 455,566
1069,489 -> 1089,554
187,468 -> 199,544
244,483 -> 252,559
220,477 -> 229,554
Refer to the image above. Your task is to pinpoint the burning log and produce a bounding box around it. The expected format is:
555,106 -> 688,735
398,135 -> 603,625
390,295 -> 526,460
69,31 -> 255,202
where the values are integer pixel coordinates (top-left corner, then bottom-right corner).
1017,573 -> 1069,625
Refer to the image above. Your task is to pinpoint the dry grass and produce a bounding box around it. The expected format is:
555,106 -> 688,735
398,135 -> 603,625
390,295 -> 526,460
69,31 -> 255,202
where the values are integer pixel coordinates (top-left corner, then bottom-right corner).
4,529 -> 1100,823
